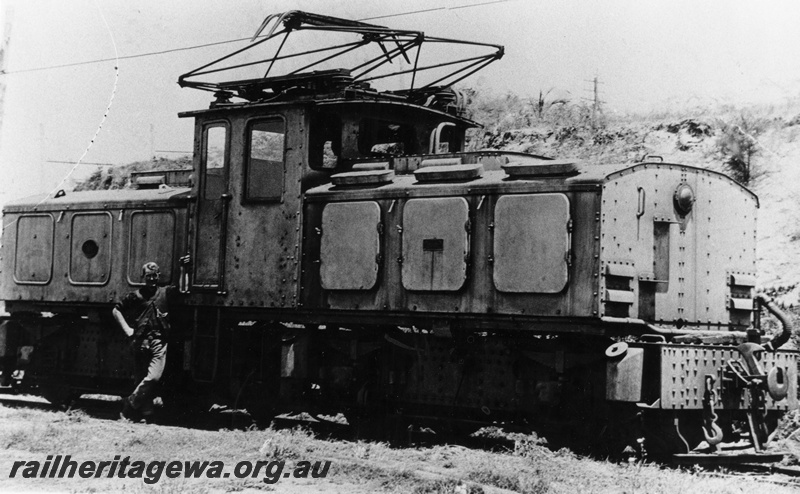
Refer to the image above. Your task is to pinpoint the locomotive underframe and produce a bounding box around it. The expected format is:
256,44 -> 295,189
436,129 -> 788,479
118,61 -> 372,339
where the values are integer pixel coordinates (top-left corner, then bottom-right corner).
2,299 -> 796,456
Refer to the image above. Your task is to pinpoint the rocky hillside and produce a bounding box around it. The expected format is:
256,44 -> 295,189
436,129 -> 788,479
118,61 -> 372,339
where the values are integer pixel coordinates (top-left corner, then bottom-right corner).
73,156 -> 192,191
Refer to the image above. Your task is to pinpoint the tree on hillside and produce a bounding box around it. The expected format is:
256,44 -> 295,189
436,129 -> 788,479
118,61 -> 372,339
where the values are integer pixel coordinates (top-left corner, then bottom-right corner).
716,113 -> 767,185
535,88 -> 569,119
462,86 -> 574,132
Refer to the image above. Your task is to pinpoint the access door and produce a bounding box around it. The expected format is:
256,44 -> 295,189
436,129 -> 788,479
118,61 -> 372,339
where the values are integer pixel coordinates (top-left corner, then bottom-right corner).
193,123 -> 229,291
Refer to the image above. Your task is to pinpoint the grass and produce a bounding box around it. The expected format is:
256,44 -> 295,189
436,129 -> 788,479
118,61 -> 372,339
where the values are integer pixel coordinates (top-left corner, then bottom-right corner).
3,402 -> 799,493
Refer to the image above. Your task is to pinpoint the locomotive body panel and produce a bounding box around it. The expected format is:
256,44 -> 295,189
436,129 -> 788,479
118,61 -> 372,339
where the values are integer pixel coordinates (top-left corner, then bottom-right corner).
599,163 -> 758,329
1,189 -> 189,309
492,193 -> 571,294
12,213 -> 54,285
301,170 -> 603,326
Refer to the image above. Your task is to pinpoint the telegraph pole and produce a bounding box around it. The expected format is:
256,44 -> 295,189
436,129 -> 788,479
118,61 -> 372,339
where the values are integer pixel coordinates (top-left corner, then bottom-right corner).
583,75 -> 604,129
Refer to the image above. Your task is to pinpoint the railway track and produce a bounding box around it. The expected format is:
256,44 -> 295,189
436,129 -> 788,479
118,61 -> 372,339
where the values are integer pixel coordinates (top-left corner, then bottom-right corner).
0,388 -> 125,420
672,446 -> 800,479
691,464 -> 800,488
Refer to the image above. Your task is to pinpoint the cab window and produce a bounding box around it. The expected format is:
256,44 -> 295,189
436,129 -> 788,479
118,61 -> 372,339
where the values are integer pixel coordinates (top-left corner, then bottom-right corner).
309,114 -> 341,170
359,118 -> 414,157
245,118 -> 285,202
203,124 -> 227,197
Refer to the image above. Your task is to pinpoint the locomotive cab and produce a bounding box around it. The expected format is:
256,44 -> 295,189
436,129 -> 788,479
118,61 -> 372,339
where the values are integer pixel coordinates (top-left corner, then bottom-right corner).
180,83 -> 477,304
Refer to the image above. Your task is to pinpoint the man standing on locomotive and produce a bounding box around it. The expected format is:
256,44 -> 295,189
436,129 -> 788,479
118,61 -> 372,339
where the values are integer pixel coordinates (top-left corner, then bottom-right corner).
112,261 -> 176,421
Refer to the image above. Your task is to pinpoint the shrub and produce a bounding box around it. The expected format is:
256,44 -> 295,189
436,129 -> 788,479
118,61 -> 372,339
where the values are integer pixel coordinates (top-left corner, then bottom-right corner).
715,113 -> 768,185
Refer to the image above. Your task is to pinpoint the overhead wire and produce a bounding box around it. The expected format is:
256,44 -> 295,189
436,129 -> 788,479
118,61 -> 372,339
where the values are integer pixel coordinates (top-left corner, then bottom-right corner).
0,36 -> 252,75
360,0 -> 512,21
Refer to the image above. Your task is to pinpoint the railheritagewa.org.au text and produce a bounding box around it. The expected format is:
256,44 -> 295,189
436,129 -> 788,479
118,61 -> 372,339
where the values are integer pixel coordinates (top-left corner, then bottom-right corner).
9,455 -> 331,485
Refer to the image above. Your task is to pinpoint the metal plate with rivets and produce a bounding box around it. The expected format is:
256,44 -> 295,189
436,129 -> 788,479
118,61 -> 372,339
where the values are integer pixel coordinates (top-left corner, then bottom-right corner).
660,345 -> 798,410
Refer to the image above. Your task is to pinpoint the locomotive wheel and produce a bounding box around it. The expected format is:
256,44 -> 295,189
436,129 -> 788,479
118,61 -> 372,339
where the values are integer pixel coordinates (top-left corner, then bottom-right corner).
346,412 -> 410,443
589,403 -> 642,459
346,413 -> 385,439
440,419 -> 481,438
38,381 -> 79,408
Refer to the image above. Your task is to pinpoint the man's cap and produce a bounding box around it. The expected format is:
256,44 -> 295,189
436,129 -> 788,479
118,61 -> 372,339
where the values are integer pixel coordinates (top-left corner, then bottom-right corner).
142,262 -> 161,277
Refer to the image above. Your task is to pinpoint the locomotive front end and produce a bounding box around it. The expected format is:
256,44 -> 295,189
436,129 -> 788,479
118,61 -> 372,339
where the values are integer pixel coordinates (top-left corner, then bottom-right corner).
600,162 -> 798,456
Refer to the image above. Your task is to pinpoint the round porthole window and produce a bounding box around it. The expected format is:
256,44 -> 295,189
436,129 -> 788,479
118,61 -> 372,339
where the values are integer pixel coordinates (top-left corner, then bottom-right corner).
81,240 -> 99,259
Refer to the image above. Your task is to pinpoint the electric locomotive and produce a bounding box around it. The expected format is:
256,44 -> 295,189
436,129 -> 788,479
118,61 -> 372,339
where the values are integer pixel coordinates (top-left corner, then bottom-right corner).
0,11 -> 796,459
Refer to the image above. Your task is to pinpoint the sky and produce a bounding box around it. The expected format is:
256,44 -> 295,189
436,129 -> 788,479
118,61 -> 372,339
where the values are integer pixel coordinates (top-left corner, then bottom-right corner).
0,0 -> 799,204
